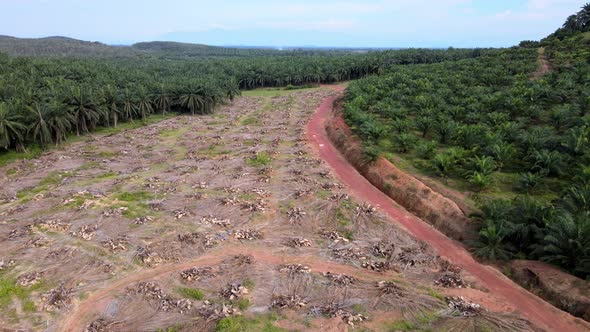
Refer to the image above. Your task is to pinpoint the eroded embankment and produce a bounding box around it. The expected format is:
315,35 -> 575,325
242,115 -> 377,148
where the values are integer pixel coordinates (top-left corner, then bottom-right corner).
511,260 -> 590,322
324,99 -> 476,242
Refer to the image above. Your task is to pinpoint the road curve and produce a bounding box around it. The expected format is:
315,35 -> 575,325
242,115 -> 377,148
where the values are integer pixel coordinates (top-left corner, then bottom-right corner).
307,85 -> 589,332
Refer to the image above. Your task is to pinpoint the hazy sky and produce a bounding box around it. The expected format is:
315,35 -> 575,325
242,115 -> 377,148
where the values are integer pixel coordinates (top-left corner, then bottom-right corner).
0,0 -> 586,47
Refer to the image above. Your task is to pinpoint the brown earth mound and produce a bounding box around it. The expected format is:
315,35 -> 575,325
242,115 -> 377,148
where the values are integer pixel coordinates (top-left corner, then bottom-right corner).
324,100 -> 476,242
511,260 -> 590,321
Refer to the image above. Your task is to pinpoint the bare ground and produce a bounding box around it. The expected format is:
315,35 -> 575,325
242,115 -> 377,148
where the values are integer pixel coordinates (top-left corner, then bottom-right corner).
0,88 -> 542,331
532,47 -> 552,80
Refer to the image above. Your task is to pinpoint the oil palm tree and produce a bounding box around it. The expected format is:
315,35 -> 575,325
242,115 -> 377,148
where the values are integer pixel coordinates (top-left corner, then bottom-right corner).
153,84 -> 172,115
561,185 -> 590,215
224,78 -> 241,104
178,85 -> 205,115
120,88 -> 137,121
66,87 -> 101,135
102,85 -> 121,127
539,212 -> 590,275
471,223 -> 513,261
27,103 -> 52,147
577,3 -> 590,29
0,102 -> 26,150
45,101 -> 74,145
135,86 -> 153,120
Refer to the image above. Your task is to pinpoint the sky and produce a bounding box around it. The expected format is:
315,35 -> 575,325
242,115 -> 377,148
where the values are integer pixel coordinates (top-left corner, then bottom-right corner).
0,0 -> 586,47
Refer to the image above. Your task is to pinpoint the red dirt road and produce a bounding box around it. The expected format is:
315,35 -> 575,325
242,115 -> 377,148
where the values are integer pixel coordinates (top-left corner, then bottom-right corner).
307,86 -> 590,332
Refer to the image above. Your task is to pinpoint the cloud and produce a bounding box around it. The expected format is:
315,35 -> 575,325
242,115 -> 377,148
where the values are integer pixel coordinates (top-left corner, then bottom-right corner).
0,0 -> 586,46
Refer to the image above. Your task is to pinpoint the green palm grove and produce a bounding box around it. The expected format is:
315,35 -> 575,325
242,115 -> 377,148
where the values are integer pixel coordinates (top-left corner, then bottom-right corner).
0,48 -> 481,151
343,4 -> 590,278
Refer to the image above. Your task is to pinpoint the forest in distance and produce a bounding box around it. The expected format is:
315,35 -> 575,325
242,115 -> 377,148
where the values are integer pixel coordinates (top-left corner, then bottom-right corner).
0,3 -> 589,281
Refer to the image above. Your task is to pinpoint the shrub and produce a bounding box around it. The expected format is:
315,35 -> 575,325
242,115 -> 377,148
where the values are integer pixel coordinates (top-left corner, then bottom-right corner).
246,152 -> 271,167
392,132 -> 417,153
517,172 -> 542,192
362,143 -> 381,163
416,141 -> 438,159
468,172 -> 492,191
177,287 -> 204,300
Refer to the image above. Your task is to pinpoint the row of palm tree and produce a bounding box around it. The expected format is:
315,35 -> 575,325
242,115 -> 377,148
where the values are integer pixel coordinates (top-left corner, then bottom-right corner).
0,46 -> 487,152
0,80 -> 235,150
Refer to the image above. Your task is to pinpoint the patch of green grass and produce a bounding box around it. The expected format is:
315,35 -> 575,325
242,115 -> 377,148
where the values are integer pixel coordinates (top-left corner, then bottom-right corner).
241,116 -> 260,126
202,144 -> 232,157
76,162 -> 100,171
215,314 -> 285,332
335,207 -> 350,227
157,325 -> 183,332
159,127 -> 189,139
426,288 -> 445,301
110,190 -> 155,219
39,170 -> 67,186
63,192 -> 94,208
238,193 -> 257,201
242,86 -> 319,97
0,146 -> 42,167
177,287 -> 204,300
315,189 -> 332,199
387,310 -> 440,332
351,303 -> 367,315
388,319 -> 417,331
0,274 -> 44,309
16,170 -> 71,200
279,200 -> 295,214
242,278 -> 255,290
235,298 -> 251,310
246,152 -> 271,167
22,300 -> 37,313
96,151 -> 119,158
6,168 -> 17,176
120,203 -> 152,219
97,171 -> 118,179
116,191 -> 153,202
342,229 -> 354,241
94,114 -> 177,136
79,292 -> 89,300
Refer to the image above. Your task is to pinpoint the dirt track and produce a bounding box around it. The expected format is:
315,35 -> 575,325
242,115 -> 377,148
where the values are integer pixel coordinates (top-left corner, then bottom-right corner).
532,48 -> 552,80
307,85 -> 590,332
58,244 -> 393,332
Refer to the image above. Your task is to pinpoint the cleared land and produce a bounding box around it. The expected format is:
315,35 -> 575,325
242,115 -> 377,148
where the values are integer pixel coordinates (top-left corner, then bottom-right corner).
0,88 -> 548,331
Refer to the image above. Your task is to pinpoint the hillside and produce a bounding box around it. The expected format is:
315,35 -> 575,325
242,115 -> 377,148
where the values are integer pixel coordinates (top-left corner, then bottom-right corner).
0,36 -> 357,58
131,41 -> 280,57
0,35 -> 138,58
0,35 -> 282,58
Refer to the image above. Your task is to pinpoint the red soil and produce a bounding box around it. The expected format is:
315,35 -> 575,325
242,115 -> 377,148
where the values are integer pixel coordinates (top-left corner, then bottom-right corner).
307,85 -> 590,332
